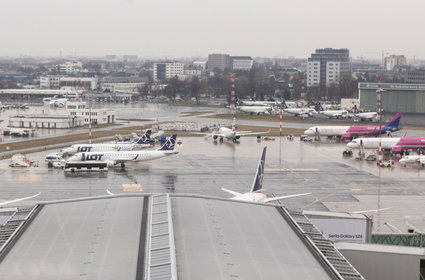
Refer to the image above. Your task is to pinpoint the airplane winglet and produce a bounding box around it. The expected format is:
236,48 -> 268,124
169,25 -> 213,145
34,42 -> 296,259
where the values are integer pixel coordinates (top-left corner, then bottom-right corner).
106,189 -> 115,196
0,192 -> 41,207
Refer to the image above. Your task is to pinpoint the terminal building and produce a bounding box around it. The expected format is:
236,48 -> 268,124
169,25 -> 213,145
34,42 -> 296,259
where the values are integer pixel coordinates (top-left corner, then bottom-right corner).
65,101 -> 115,125
358,82 -> 425,113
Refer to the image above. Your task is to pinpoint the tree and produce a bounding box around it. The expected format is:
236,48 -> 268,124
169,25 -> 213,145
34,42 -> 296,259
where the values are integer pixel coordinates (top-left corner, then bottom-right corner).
190,76 -> 201,104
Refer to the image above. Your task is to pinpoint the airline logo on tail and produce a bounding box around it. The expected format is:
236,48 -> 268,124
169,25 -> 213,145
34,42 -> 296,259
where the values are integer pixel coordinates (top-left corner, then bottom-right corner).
159,134 -> 177,151
384,112 -> 402,131
136,130 -> 152,145
251,146 -> 266,193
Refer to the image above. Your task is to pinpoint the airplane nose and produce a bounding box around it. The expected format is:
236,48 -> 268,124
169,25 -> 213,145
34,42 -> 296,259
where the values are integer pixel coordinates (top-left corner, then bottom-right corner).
304,129 -> 313,135
347,142 -> 357,148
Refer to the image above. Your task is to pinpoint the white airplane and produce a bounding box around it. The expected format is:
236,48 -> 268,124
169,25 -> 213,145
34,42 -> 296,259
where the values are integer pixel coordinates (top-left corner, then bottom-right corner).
237,106 -> 273,115
319,110 -> 349,119
399,155 -> 425,167
67,134 -> 178,167
202,127 -> 270,143
221,147 -> 311,203
241,100 -> 268,106
347,137 -> 400,150
62,130 -> 152,155
0,193 -> 41,207
284,108 -> 316,117
354,112 -> 378,121
44,96 -> 69,107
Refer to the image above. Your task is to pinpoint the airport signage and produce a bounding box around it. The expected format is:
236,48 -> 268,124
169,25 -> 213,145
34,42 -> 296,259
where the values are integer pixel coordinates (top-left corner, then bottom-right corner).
308,218 -> 368,243
359,82 -> 425,91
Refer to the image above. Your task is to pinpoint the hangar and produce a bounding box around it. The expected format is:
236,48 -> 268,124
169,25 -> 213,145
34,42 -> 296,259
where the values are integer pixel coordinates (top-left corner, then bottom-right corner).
358,82 -> 425,113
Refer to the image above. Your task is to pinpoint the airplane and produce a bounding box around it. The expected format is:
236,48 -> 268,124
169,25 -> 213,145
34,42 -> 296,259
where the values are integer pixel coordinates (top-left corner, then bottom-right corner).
0,193 -> 41,207
319,110 -> 349,119
62,130 -> 152,155
399,155 -> 425,167
67,134 -> 178,168
200,126 -> 270,143
284,108 -> 316,117
221,147 -> 311,203
347,137 -> 425,155
354,112 -> 378,121
240,100 -> 268,106
43,96 -> 69,107
237,105 -> 273,115
304,112 -> 402,140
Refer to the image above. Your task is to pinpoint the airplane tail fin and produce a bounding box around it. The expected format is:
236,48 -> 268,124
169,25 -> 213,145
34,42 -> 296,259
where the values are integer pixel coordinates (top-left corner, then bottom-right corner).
250,147 -> 267,193
135,129 -> 151,144
386,113 -> 402,129
159,134 -> 177,151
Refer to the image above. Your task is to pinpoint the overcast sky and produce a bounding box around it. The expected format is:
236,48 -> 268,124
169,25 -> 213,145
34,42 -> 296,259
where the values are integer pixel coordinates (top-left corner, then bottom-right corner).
1,0 -> 424,59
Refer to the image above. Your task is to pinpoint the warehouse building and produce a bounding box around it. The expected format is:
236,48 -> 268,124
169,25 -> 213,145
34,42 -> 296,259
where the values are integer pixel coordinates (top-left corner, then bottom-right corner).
0,194 -> 364,280
9,114 -> 84,128
359,82 -> 425,113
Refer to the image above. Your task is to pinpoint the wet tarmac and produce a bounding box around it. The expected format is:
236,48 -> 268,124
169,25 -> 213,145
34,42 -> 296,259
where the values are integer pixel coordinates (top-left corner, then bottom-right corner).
0,136 -> 424,233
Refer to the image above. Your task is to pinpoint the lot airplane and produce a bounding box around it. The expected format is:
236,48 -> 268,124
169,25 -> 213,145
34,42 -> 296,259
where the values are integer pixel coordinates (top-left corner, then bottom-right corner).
0,193 -> 41,207
62,130 -> 152,155
304,112 -> 402,140
221,147 -> 311,203
67,134 -> 178,167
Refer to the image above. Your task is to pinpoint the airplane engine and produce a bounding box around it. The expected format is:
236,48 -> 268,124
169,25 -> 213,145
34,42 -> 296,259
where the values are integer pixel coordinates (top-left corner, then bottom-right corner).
235,135 -> 241,139
213,135 -> 218,140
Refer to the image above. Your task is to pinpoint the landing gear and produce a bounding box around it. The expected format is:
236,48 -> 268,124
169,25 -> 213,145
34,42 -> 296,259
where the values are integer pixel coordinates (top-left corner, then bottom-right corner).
120,163 -> 126,169
219,137 -> 224,143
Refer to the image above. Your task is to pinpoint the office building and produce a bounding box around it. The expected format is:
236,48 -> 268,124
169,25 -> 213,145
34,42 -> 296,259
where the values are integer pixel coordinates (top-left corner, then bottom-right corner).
153,62 -> 184,81
405,69 -> 425,84
40,75 -> 62,89
207,54 -> 230,71
230,56 -> 253,70
384,55 -> 406,70
307,48 -> 351,87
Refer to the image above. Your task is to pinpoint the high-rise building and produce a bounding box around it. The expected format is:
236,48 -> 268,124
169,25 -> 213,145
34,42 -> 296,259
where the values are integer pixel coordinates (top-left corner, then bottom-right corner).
230,56 -> 253,71
153,62 -> 184,81
307,48 -> 350,87
207,54 -> 230,71
384,55 -> 406,70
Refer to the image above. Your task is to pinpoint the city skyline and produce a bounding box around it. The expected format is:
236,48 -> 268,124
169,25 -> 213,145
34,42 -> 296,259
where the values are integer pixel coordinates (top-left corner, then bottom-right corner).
1,0 -> 424,59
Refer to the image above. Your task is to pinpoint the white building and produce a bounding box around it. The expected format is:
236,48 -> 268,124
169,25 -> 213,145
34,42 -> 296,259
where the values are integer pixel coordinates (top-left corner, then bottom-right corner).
231,56 -> 253,71
59,77 -> 98,90
307,61 -> 320,87
325,61 -> 341,86
153,62 -> 184,81
192,61 -> 207,70
101,82 -> 145,93
66,101 -> 115,125
184,69 -> 202,77
40,75 -> 62,89
9,114 -> 84,129
384,55 -> 407,70
58,62 -> 83,74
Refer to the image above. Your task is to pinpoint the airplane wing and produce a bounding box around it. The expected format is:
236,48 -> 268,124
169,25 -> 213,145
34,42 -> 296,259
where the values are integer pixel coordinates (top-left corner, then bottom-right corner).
235,129 -> 271,136
0,192 -> 41,207
264,192 -> 311,203
221,188 -> 241,196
